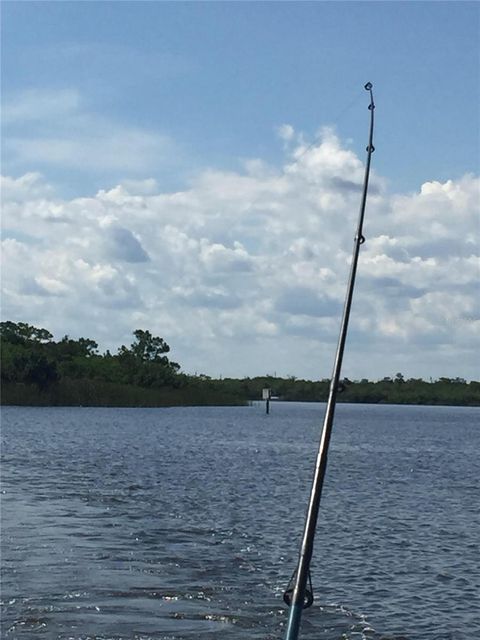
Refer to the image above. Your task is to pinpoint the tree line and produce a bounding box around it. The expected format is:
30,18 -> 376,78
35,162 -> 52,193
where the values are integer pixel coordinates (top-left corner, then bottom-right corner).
1,321 -> 479,407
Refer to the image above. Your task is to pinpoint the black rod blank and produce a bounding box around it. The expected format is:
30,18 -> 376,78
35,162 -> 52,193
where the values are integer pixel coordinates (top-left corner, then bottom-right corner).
284,82 -> 376,640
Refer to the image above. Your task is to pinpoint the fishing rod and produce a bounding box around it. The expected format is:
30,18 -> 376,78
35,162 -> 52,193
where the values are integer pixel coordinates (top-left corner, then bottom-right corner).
283,82 -> 376,640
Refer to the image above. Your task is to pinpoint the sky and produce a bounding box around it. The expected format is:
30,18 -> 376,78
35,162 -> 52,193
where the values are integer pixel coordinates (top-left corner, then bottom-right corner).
1,1 -> 479,381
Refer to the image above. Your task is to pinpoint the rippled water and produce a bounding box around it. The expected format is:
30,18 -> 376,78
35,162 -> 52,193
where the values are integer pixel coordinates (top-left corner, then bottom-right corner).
1,403 -> 479,639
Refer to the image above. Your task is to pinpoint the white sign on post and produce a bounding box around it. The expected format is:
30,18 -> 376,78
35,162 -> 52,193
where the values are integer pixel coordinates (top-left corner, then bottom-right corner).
262,388 -> 270,400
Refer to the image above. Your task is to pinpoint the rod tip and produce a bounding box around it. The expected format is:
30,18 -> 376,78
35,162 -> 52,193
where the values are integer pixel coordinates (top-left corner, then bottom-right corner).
364,82 -> 373,90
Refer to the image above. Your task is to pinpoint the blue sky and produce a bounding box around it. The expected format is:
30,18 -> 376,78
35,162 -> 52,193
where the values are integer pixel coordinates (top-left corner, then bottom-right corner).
3,2 -> 478,195
1,2 -> 479,380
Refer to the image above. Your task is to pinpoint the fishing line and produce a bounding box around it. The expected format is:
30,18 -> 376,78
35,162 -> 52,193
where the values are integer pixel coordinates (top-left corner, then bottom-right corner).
284,87 -> 365,170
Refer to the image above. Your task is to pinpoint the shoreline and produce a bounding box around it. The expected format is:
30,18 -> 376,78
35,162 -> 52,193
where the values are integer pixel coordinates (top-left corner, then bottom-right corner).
2,399 -> 479,409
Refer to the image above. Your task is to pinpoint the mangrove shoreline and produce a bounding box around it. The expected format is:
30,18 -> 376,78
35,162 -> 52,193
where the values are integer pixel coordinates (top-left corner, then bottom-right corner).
2,321 -> 479,408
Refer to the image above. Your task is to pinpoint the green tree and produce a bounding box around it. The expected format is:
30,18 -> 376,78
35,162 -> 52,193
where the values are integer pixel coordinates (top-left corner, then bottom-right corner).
116,330 -> 180,387
124,329 -> 171,362
53,335 -> 99,361
0,343 -> 58,389
22,353 -> 59,389
0,321 -> 53,345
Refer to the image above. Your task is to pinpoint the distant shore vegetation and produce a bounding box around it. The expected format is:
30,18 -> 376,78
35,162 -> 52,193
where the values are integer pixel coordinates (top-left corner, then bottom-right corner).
1,321 -> 479,408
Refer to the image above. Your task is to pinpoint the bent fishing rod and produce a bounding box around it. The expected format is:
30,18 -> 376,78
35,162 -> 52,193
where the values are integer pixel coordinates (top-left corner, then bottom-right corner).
283,82 -> 376,640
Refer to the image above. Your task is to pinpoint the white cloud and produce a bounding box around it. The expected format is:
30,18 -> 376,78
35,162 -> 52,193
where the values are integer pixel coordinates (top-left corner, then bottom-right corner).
1,131 -> 479,380
2,88 -> 82,124
120,178 -> 159,195
6,128 -> 173,174
2,88 -> 177,176
277,123 -> 295,142
1,172 -> 54,202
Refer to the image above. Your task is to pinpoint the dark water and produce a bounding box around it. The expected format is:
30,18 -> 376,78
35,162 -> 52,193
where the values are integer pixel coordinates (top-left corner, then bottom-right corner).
1,403 -> 479,640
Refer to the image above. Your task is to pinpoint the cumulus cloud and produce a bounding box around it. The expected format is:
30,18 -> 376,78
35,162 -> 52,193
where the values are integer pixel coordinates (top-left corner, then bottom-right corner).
106,226 -> 150,263
1,172 -> 54,202
1,131 -> 478,380
275,287 -> 342,318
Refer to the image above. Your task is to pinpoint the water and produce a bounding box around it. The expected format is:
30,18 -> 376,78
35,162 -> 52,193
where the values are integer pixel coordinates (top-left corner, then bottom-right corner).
1,403 -> 479,640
